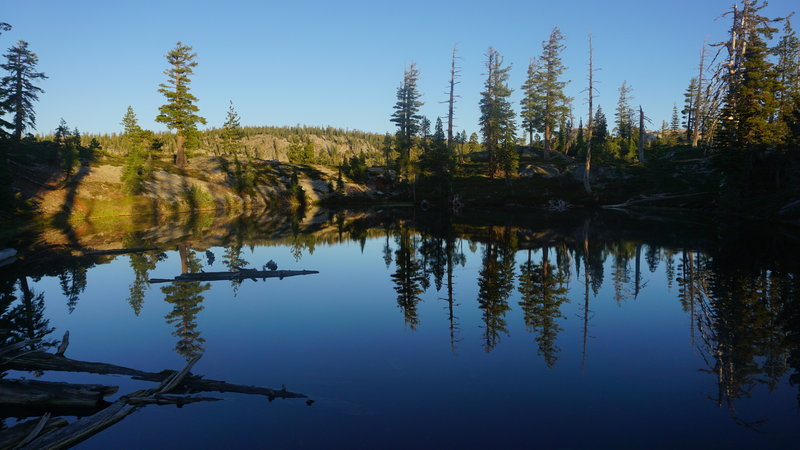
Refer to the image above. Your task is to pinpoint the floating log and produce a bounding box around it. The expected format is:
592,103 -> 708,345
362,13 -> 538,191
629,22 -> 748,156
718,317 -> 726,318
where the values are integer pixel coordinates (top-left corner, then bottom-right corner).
82,247 -> 159,256
149,268 -> 319,284
0,379 -> 118,409
3,351 -> 307,400
3,351 -> 146,377
0,416 -> 68,450
17,398 -> 137,450
602,192 -> 708,210
131,372 -> 308,400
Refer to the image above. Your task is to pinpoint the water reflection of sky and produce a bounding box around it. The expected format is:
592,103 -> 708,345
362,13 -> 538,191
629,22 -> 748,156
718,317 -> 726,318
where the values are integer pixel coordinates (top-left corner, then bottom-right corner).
8,226 -> 800,448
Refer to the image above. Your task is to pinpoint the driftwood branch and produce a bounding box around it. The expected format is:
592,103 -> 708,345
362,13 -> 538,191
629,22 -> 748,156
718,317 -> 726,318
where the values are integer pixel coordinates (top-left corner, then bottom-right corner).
55,331 -> 69,357
0,416 -> 68,450
82,247 -> 159,256
0,379 -> 118,409
602,192 -> 708,210
2,351 -> 307,400
17,399 -> 137,450
149,269 -> 319,284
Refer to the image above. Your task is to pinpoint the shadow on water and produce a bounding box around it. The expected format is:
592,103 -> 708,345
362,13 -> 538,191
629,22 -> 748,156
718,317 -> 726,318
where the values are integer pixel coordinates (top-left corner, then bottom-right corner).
2,206 -> 800,442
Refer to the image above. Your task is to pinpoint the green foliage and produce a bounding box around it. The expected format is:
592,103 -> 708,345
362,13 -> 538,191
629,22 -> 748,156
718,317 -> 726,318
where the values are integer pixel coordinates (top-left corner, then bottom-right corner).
183,183 -> 213,210
419,117 -> 455,198
54,119 -> 79,178
286,135 -> 315,164
342,153 -> 367,183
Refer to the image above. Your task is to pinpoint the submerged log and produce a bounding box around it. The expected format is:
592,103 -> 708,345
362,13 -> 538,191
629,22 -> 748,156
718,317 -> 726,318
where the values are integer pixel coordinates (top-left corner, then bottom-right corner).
17,398 -> 137,450
3,351 -> 307,400
82,247 -> 159,256
149,268 -> 319,284
3,351 -> 146,377
602,192 -> 708,210
0,379 -> 118,409
0,416 -> 68,450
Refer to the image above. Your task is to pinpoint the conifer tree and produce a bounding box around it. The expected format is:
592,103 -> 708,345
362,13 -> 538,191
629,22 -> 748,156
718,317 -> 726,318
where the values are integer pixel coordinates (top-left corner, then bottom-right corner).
591,106 -> 608,151
773,18 -> 800,132
681,78 -> 698,141
615,81 -> 634,140
220,101 -> 244,156
520,58 -> 542,150
0,40 -> 47,143
521,28 -> 571,159
156,42 -> 206,169
671,104 -> 680,132
479,47 -> 517,183
390,63 -> 423,178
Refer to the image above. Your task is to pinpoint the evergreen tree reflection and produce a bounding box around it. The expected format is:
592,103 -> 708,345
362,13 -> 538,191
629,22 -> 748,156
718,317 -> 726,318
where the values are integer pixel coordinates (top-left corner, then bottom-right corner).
390,226 -> 426,329
161,243 -> 210,360
476,227 -> 516,352
518,246 -> 569,367
58,266 -> 87,314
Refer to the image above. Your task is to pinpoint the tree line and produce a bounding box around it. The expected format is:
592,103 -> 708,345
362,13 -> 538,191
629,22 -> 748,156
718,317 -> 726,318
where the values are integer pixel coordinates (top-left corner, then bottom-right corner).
386,0 -> 800,201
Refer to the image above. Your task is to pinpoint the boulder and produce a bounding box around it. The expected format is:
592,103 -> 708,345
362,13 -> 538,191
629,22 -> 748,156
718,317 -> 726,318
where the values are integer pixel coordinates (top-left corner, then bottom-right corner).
520,164 -> 560,179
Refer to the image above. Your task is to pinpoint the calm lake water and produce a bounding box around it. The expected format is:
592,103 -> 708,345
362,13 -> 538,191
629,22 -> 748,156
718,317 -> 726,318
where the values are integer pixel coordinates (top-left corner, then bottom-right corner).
2,208 -> 800,448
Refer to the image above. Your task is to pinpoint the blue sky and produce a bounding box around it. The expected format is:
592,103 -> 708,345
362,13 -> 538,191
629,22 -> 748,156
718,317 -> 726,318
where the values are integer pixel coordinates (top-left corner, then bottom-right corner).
3,0 -> 797,136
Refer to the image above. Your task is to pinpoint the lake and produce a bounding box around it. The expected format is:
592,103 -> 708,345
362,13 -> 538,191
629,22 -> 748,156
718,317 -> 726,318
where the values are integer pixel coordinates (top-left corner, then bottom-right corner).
2,208 -> 799,448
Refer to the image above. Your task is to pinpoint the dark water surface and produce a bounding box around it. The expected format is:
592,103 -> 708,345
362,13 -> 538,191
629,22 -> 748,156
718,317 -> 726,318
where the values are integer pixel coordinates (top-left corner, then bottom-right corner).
2,209 -> 800,448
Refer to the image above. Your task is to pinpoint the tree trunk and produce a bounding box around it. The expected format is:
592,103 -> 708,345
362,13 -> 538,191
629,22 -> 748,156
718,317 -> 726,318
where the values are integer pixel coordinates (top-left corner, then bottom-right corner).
176,131 -> 186,169
638,106 -> 645,163
543,122 -> 551,160
584,35 -> 594,194
691,44 -> 705,149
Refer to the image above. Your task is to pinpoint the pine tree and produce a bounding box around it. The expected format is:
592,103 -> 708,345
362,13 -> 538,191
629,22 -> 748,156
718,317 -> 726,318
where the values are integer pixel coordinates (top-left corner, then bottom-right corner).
0,41 -> 47,143
671,103 -> 680,132
773,18 -> 800,134
479,47 -> 517,183
615,81 -> 634,140
718,13 -> 780,150
591,106 -> 608,151
681,78 -> 698,142
121,105 -> 142,137
521,28 -> 571,159
220,101 -> 244,156
155,42 -> 206,169
390,63 -> 423,178
520,58 -> 542,150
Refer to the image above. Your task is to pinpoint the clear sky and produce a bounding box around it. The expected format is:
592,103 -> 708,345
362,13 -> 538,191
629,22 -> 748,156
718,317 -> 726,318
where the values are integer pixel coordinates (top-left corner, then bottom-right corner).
3,0 -> 797,137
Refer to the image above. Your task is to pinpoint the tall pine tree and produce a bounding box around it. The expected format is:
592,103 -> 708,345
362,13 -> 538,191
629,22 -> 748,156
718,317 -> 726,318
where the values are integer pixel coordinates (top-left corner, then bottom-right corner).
156,42 -> 206,170
0,40 -> 46,143
480,47 -> 517,184
390,63 -> 423,179
521,28 -> 571,159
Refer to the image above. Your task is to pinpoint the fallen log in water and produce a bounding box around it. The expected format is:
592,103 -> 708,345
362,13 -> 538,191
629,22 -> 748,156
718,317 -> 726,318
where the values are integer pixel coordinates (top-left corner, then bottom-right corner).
149,268 -> 319,284
601,192 -> 708,210
0,379 -> 118,409
17,398 -> 137,450
2,351 -> 307,400
81,247 -> 160,256
0,415 -> 69,450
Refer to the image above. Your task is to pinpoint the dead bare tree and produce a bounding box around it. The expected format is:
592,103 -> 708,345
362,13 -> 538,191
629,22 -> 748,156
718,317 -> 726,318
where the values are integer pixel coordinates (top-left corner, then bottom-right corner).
445,45 -> 461,154
583,34 -> 597,194
691,44 -> 706,148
